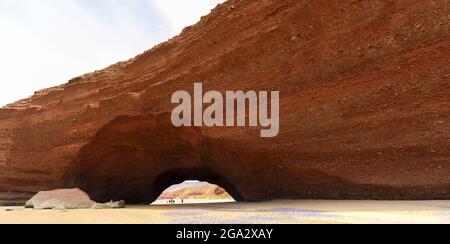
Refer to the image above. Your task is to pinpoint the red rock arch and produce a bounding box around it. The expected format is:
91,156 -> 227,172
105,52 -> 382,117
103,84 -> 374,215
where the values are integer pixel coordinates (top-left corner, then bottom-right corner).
63,112 -> 244,203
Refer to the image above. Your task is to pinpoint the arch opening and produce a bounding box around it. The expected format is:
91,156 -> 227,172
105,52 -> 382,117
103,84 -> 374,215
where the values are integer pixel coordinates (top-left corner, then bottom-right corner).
153,181 -> 236,205
151,167 -> 244,204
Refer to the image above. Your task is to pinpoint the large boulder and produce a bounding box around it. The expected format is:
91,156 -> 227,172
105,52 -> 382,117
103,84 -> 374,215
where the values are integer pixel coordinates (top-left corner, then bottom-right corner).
0,0 -> 449,203
24,189 -> 126,209
25,189 -> 95,209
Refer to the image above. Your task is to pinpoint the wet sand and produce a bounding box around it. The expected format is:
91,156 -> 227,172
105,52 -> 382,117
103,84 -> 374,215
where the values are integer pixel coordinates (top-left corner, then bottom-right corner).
1,200 -> 449,224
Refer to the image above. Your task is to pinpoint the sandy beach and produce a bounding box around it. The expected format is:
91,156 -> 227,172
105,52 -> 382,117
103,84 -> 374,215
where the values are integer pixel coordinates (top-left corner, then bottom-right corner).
1,200 -> 449,224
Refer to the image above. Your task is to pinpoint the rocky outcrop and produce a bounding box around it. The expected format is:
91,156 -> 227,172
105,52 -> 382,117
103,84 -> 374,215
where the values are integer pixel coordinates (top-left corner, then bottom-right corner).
0,0 -> 449,203
25,189 -> 95,209
91,200 -> 126,209
25,189 -> 125,209
158,182 -> 234,200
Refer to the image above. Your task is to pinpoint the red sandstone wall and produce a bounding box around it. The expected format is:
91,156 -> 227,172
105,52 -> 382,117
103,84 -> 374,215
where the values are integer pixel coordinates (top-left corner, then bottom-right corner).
0,0 -> 449,202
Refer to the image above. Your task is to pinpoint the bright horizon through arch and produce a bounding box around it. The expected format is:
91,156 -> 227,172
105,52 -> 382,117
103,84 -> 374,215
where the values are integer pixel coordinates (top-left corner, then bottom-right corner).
153,180 -> 236,205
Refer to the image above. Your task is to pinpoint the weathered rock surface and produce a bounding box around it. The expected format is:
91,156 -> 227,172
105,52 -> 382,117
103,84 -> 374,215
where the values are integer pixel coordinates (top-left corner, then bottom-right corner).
158,182 -> 234,200
91,200 -> 126,209
25,189 -> 95,209
0,0 -> 450,203
25,189 -> 126,209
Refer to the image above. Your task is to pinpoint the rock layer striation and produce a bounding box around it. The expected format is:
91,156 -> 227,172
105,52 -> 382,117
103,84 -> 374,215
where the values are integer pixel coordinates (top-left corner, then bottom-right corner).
0,0 -> 449,203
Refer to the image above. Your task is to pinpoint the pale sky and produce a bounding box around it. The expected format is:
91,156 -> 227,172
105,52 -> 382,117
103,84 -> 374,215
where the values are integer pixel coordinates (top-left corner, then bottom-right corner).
0,0 -> 224,106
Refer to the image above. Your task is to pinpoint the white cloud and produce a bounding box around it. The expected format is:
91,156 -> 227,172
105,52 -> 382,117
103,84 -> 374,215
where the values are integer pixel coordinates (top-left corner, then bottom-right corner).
0,0 -> 223,106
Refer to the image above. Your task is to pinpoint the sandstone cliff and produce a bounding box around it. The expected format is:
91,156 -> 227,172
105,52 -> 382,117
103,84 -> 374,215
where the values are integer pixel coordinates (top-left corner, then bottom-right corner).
0,0 -> 449,203
158,182 -> 233,201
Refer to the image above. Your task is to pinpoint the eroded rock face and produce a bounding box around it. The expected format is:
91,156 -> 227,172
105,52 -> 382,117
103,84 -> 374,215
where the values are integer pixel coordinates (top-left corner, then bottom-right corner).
158,182 -> 234,201
1,0 -> 450,203
25,189 -> 95,209
25,189 -> 126,209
